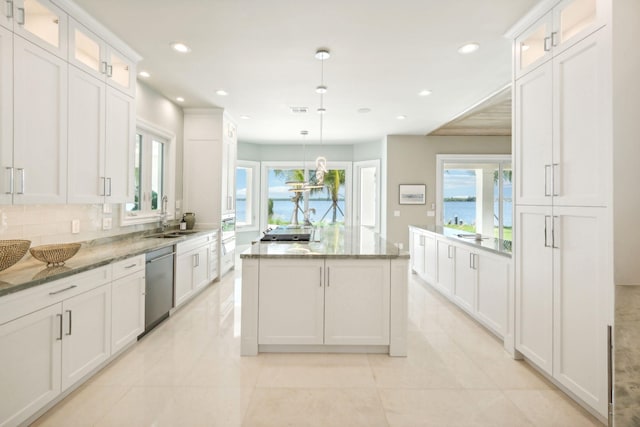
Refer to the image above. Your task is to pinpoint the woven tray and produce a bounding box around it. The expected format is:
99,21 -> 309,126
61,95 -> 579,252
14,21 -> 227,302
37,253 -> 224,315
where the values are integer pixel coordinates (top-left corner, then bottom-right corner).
0,240 -> 31,272
30,243 -> 81,266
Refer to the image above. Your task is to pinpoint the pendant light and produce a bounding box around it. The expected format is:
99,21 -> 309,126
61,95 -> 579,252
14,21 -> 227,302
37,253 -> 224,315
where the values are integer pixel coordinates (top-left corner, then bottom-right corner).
306,48 -> 330,190
287,130 -> 310,192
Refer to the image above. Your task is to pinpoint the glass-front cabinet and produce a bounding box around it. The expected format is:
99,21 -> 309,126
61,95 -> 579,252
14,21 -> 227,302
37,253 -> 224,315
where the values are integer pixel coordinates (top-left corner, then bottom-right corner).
68,18 -> 135,96
515,0 -> 605,77
11,0 -> 67,59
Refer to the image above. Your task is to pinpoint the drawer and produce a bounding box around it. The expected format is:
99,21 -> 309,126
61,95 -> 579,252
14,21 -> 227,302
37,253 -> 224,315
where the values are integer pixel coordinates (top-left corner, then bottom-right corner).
112,255 -> 145,280
176,232 -> 215,255
0,266 -> 111,325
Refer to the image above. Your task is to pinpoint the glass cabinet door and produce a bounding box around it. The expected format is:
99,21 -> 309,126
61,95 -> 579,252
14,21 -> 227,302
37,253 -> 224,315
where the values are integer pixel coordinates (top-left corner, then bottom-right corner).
69,19 -> 105,78
515,13 -> 553,78
553,0 -> 604,52
107,48 -> 135,96
13,0 -> 67,59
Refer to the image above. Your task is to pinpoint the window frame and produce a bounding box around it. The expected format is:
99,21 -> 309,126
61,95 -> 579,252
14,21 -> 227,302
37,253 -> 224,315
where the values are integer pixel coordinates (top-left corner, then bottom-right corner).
120,118 -> 176,226
236,160 -> 260,232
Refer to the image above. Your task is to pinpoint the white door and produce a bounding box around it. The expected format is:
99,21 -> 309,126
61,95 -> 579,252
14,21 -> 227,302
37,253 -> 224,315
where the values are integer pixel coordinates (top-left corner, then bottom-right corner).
453,245 -> 476,313
0,304 -> 62,427
514,61 -> 553,206
324,259 -> 390,346
436,239 -> 454,295
192,245 -> 210,291
353,160 -> 380,232
61,284 -> 111,391
551,0 -> 606,57
68,18 -> 107,81
0,26 -> 12,204
514,11 -> 553,78
515,205 -> 554,375
111,270 -> 145,354
476,252 -> 509,336
105,86 -> 134,203
67,66 -> 106,204
411,230 -> 425,277
105,46 -> 135,97
258,259 -> 325,345
423,233 -> 437,285
175,251 -> 195,307
552,206 -> 609,416
13,36 -> 67,204
0,0 -> 11,29
552,30 -> 608,207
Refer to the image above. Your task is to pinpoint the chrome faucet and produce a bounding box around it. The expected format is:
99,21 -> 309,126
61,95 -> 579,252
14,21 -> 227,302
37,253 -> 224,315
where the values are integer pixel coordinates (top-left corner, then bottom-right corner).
303,208 -> 316,226
160,195 -> 169,230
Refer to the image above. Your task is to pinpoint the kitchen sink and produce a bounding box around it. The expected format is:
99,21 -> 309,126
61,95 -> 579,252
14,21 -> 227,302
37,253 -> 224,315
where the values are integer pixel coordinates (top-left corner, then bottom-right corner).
145,230 -> 200,239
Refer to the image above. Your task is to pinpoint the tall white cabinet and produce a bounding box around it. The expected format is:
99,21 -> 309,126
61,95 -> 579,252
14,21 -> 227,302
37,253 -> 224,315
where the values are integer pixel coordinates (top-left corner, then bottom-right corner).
509,0 -> 616,419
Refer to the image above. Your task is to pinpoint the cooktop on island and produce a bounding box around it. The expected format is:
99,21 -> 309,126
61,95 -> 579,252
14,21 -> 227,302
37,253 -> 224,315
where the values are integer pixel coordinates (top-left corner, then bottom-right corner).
260,226 -> 313,242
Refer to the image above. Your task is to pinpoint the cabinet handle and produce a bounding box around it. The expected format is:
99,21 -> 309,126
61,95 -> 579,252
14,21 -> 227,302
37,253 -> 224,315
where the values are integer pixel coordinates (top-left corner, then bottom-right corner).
99,177 -> 105,196
469,253 -> 474,269
49,285 -> 77,295
66,310 -> 72,336
327,267 -> 330,287
544,215 -> 551,248
552,216 -> 559,249
419,235 -> 425,246
106,177 -> 112,196
106,64 -> 113,77
552,164 -> 559,196
551,31 -> 558,47
543,36 -> 551,51
101,61 -> 108,74
607,325 -> 613,426
16,168 -> 24,194
319,266 -> 322,287
56,313 -> 63,340
447,245 -> 453,259
5,166 -> 13,194
6,0 -> 13,19
16,6 -> 23,25
544,165 -> 551,196
124,263 -> 137,269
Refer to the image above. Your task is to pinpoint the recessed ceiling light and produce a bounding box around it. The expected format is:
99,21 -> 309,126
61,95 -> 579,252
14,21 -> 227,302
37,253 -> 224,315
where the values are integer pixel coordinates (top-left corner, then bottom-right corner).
171,42 -> 191,53
317,107 -> 327,115
457,43 -> 480,54
316,85 -> 328,94
240,115 -> 250,120
419,89 -> 432,97
176,97 -> 185,103
315,49 -> 330,60
138,71 -> 150,78
396,115 -> 407,120
216,89 -> 228,96
357,108 -> 372,114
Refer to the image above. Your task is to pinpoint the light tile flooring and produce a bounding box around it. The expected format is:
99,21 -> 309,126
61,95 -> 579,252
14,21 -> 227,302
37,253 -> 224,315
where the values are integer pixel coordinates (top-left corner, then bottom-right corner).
33,260 -> 604,427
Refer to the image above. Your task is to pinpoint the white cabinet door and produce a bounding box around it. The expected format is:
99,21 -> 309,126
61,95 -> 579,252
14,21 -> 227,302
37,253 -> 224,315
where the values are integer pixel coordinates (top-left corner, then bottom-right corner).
515,205 -> 553,375
12,0 -> 67,59
324,259 -> 390,346
552,206 -> 609,415
221,138 -> 236,213
551,0 -> 607,57
175,251 -> 195,307
192,245 -> 209,291
67,66 -> 106,204
410,230 -> 425,278
13,36 -> 67,204
208,243 -> 219,281
0,304 -> 61,427
453,245 -> 476,313
476,252 -> 509,336
514,61 -> 553,206
514,11 -> 553,78
61,283 -> 111,391
0,26 -> 12,205
111,269 -> 145,354
552,30 -> 608,207
0,0 -> 11,29
68,18 -> 106,81
258,259 -> 325,345
423,233 -> 437,285
105,46 -> 135,97
436,239 -> 454,295
105,86 -> 134,203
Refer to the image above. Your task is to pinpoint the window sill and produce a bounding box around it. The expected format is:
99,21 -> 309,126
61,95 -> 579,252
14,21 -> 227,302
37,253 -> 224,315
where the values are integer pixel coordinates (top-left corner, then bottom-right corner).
121,213 -> 173,227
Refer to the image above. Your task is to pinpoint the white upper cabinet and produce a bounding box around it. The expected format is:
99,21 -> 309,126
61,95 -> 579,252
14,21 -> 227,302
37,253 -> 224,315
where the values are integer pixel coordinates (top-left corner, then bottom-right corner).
11,0 -> 68,59
104,86 -> 135,203
0,26 -> 12,205
515,0 -> 605,77
0,0 -> 11,29
68,18 -> 136,96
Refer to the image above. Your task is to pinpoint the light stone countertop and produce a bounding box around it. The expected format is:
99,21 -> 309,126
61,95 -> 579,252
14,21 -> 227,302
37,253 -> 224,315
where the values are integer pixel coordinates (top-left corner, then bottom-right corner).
241,226 -> 408,259
409,224 -> 512,258
0,228 -> 218,298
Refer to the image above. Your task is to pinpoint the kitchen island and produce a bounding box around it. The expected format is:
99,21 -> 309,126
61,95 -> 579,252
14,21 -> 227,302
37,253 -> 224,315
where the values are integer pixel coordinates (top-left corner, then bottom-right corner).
240,226 -> 409,356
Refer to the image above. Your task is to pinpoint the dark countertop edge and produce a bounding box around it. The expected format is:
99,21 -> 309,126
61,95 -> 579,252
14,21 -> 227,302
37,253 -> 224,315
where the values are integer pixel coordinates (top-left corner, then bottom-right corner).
0,228 -> 218,298
409,225 -> 512,259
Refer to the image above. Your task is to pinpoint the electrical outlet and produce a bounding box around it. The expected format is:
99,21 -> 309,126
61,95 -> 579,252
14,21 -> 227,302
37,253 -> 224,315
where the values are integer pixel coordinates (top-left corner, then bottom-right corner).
393,210 -> 400,217
103,203 -> 112,214
71,219 -> 80,234
427,210 -> 435,217
102,217 -> 112,230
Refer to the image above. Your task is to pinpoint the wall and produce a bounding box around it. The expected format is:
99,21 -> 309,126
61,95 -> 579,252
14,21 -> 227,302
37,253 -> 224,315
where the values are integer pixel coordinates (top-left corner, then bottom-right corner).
0,82 -> 184,247
238,142 -> 356,162
385,135 -> 511,250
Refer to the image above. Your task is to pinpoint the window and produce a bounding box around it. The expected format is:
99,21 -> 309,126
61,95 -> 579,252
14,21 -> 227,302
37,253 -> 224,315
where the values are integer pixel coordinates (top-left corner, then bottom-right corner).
236,160 -> 260,230
436,155 -> 512,243
260,161 -> 351,230
122,119 -> 176,225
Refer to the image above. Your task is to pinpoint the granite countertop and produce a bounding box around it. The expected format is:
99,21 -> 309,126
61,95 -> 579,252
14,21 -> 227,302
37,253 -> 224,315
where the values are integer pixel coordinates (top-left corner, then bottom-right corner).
0,228 -> 218,298
409,224 -> 512,257
241,226 -> 409,259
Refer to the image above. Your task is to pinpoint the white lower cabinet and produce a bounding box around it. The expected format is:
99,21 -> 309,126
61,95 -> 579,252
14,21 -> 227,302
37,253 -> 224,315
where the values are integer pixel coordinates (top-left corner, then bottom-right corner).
258,259 -> 391,346
111,268 -> 145,354
476,252 -> 509,337
0,304 -> 62,427
436,239 -> 454,295
453,245 -> 476,313
175,234 -> 214,307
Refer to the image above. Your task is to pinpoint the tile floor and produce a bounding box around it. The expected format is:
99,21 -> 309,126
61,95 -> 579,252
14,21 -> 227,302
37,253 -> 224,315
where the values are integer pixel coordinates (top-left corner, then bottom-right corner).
32,259 -> 604,427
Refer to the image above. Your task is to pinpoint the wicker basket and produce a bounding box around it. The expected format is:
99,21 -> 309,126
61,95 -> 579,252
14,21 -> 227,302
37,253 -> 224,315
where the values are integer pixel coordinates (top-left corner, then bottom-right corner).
30,243 -> 81,266
0,240 -> 31,272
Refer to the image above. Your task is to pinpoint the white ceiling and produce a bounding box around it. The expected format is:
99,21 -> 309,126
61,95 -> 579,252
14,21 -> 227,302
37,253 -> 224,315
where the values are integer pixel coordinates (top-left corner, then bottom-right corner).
73,0 -> 537,145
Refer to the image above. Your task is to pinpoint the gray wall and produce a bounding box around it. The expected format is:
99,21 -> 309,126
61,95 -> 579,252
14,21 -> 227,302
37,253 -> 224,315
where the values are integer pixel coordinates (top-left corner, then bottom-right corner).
136,81 -> 185,200
385,135 -> 511,250
238,142 -> 356,162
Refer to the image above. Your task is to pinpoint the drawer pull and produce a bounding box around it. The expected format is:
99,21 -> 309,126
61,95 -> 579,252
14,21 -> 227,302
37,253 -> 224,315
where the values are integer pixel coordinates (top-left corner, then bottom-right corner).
56,313 -> 63,340
66,310 -> 72,336
124,263 -> 137,269
49,285 -> 77,295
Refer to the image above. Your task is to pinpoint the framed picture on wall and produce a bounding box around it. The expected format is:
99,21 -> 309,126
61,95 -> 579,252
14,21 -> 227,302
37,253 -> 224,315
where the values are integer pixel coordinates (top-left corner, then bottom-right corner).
399,184 -> 426,205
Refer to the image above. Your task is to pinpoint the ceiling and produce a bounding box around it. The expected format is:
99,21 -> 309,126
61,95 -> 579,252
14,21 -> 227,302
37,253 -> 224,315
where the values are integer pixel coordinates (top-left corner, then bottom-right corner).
72,0 -> 536,144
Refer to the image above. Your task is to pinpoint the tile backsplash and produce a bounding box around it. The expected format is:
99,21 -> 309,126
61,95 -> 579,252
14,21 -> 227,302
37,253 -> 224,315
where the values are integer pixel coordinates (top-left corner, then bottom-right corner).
0,204 -> 157,246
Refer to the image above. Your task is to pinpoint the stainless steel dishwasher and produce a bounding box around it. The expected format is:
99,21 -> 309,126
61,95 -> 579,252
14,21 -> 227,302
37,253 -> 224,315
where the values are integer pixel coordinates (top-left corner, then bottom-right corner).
141,245 -> 175,337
